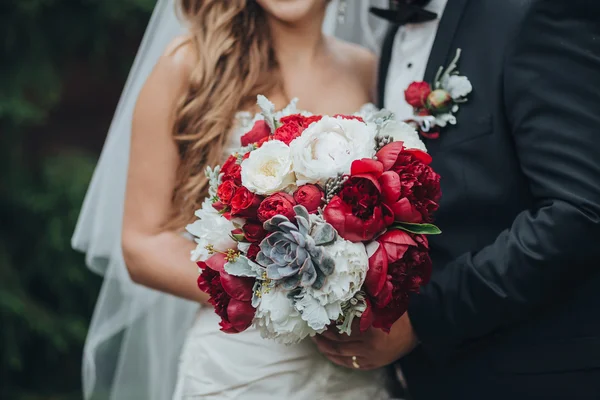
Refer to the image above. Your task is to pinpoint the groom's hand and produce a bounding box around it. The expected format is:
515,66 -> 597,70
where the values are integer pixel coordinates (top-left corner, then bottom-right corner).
312,313 -> 419,370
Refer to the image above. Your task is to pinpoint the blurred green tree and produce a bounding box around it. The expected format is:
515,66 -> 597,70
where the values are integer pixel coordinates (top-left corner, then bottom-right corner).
0,0 -> 156,398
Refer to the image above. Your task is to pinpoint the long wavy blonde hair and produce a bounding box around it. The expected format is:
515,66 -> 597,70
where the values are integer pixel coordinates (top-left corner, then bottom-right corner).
167,0 -> 280,229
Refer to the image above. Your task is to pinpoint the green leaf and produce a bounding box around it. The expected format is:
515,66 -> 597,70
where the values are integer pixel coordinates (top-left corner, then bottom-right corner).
392,222 -> 442,235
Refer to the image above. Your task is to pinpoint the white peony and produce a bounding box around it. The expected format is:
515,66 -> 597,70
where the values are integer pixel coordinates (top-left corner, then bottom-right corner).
254,285 -> 315,345
186,198 -> 236,262
241,140 -> 296,195
443,75 -> 472,100
377,120 -> 428,153
289,116 -> 377,185
295,238 -> 369,331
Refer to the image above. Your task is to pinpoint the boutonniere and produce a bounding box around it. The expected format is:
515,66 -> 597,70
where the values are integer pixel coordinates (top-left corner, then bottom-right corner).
404,49 -> 472,139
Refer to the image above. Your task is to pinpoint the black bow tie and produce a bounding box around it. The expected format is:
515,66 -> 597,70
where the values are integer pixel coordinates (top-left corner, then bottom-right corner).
370,0 -> 438,25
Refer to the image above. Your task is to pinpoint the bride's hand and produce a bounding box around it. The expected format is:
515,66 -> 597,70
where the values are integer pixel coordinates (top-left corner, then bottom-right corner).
312,313 -> 419,370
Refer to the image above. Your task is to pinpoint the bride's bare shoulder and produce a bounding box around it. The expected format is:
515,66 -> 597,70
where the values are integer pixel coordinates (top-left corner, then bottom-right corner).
133,35 -> 198,130
159,34 -> 198,79
327,36 -> 377,91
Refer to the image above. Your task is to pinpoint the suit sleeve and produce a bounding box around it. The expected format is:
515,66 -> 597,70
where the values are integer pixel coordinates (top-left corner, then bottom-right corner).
407,0 -> 600,362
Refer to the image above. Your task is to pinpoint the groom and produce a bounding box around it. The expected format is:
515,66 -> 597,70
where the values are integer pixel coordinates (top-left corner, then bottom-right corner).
315,0 -> 600,399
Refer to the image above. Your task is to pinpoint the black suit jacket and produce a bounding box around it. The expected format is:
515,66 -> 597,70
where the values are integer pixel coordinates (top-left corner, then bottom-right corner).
378,1 -> 600,399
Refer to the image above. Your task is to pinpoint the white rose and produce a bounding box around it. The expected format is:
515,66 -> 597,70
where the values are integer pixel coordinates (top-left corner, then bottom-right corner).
443,75 -> 472,100
289,116 -> 377,185
254,285 -> 315,345
241,140 -> 296,195
377,120 -> 428,153
186,198 -> 236,262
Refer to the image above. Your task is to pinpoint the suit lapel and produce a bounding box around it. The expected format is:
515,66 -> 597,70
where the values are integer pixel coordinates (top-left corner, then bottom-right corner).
424,0 -> 470,83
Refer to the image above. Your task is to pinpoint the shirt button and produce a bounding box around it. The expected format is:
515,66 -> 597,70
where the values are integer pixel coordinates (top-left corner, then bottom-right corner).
407,62 -> 413,69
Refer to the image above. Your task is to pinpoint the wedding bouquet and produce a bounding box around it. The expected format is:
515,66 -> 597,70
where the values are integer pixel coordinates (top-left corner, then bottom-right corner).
186,96 -> 442,344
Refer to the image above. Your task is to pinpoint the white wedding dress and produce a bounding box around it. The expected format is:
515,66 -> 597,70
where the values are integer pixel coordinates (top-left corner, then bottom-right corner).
172,105 -> 392,400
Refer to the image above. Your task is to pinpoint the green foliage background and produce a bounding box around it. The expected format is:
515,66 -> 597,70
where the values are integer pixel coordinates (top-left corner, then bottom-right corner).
0,1 -> 156,398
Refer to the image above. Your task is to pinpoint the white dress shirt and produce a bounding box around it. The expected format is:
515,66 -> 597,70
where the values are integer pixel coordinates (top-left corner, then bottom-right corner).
384,0 -> 448,120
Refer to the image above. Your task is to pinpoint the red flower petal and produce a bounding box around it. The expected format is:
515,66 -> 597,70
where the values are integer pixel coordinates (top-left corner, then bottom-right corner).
374,278 -> 394,309
226,299 -> 255,333
379,171 -> 401,204
205,253 -> 227,273
350,158 -> 384,178
378,230 -> 417,263
390,197 -> 423,223
365,244 -> 388,297
359,298 -> 375,333
375,142 -> 405,171
404,149 -> 433,165
350,174 -> 382,193
382,203 -> 396,227
219,320 -> 239,334
220,271 -> 255,302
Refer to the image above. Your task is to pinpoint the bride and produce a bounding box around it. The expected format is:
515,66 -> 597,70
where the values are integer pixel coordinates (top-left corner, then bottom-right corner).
73,0 -> 390,399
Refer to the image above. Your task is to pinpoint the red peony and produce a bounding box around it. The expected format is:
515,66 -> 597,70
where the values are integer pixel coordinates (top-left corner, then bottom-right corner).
375,142 -> 441,223
293,184 -> 324,214
272,114 -> 323,145
243,222 -> 267,243
241,120 -> 271,147
323,159 -> 394,242
230,186 -> 263,219
361,230 -> 432,333
404,81 -> 432,109
197,253 -> 256,333
221,155 -> 242,185
217,180 -> 238,205
257,192 -> 296,223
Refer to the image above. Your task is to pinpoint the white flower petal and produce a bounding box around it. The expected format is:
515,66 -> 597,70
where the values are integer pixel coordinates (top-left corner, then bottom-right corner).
289,117 -> 377,185
241,140 -> 296,195
186,199 -> 236,262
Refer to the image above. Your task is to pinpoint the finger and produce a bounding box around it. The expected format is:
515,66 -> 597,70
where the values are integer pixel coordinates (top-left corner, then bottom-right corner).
320,327 -> 364,342
313,336 -> 364,357
322,355 -> 377,371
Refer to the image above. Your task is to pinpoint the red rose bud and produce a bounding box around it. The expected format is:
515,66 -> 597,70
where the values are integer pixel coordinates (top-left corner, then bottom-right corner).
293,184 -> 324,214
231,228 -> 245,242
426,89 -> 453,113
241,120 -> 271,147
404,81 -> 432,108
230,187 -> 263,219
257,192 -> 296,223
217,180 -> 238,205
243,222 -> 267,243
